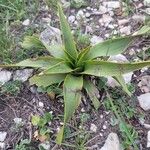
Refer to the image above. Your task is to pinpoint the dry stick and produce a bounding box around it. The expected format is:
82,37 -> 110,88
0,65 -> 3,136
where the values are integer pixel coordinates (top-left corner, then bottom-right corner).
85,134 -> 101,145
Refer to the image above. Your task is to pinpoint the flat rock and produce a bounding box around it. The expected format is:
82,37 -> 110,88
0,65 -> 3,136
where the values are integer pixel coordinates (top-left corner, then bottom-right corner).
40,26 -> 62,46
13,69 -> 33,82
0,132 -> 7,142
0,70 -> 12,85
100,133 -> 121,150
107,72 -> 132,87
109,54 -> 128,63
138,93 -> 150,111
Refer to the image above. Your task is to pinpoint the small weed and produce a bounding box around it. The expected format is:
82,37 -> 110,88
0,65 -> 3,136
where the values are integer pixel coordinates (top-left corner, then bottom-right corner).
104,93 -> 139,150
122,0 -> 134,16
70,0 -> 87,8
15,139 -> 30,150
0,0 -> 40,63
75,32 -> 91,50
31,112 -> 53,142
0,80 -> 22,96
37,84 -> 63,99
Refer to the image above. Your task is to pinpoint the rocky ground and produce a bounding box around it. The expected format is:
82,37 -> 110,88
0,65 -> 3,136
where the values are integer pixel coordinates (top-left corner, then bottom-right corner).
0,0 -> 150,150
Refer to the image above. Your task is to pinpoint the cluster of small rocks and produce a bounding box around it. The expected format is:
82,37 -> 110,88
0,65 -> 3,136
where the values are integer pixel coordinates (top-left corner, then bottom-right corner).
0,69 -> 33,85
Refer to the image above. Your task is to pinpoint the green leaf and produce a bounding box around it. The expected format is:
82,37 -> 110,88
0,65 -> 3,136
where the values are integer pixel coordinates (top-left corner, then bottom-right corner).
83,80 -> 100,110
16,57 -> 63,69
40,127 -> 50,135
43,112 -> 53,122
38,118 -> 47,127
58,4 -> 78,60
56,75 -> 83,144
136,25 -> 150,35
113,75 -> 131,96
44,62 -> 73,74
31,115 -> 40,126
21,35 -> 45,50
83,60 -> 150,77
0,57 -> 63,69
84,36 -> 134,60
42,43 -> 66,59
30,74 -> 66,87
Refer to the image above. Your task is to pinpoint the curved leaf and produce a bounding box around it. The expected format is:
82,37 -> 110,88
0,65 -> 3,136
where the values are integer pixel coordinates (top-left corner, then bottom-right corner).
30,74 -> 66,87
82,60 -> 150,77
58,4 -> 78,60
84,36 -> 134,60
44,62 -> 73,74
42,43 -> 66,59
83,80 -> 100,110
21,35 -> 45,50
56,75 -> 83,144
0,57 -> 62,69
113,75 -> 131,96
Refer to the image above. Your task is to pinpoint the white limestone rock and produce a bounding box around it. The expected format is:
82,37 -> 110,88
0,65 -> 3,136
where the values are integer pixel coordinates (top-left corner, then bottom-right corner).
40,26 -> 62,46
22,19 -> 30,26
0,132 -> 7,142
13,69 -> 33,82
100,133 -> 122,150
138,93 -> 150,111
90,35 -> 104,45
90,123 -> 97,132
0,70 -> 12,85
147,131 -> 150,148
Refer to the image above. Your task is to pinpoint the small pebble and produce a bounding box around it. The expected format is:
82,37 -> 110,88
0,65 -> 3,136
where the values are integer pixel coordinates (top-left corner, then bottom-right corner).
90,123 -> 97,132
22,19 -> 30,26
0,132 -> 7,142
103,125 -> 107,130
100,115 -> 104,119
85,12 -> 91,18
39,102 -> 44,108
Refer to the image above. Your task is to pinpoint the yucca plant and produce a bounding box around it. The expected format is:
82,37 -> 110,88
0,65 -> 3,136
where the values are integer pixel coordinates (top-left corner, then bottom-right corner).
0,4 -> 150,144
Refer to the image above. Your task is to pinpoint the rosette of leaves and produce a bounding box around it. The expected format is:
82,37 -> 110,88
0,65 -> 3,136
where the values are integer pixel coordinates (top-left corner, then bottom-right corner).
0,4 -> 150,144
